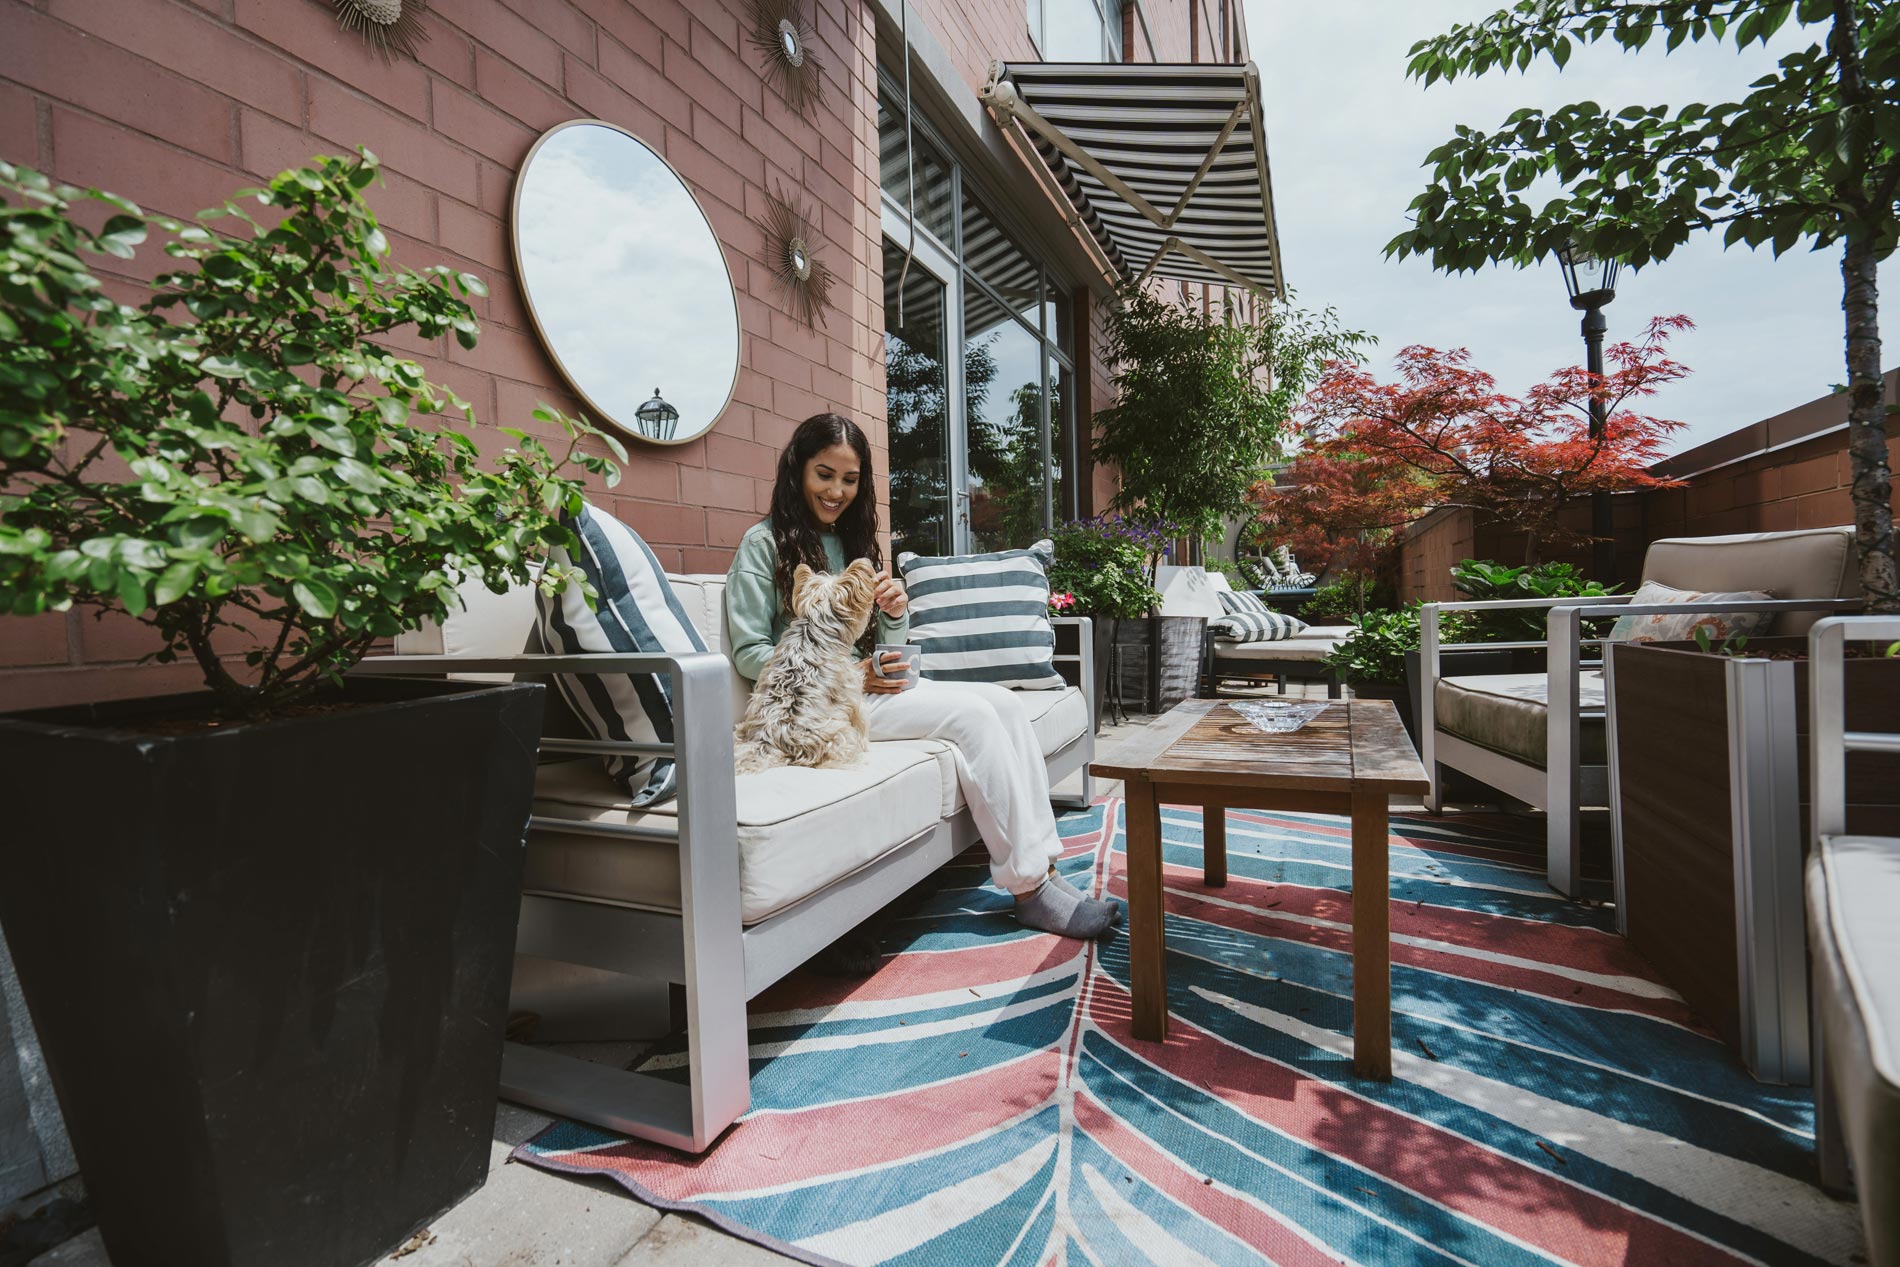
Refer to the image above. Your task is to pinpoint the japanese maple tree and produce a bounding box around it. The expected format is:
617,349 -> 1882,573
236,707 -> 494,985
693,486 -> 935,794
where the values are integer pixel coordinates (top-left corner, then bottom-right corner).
1266,315 -> 1692,565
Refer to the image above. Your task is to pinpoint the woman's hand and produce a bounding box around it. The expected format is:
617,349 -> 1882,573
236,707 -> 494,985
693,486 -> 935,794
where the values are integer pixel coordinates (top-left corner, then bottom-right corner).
861,652 -> 907,694
872,568 -> 908,620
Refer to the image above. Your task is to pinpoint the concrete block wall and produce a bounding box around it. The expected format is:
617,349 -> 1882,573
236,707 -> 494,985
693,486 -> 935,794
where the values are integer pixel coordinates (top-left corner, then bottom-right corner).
0,0 -> 886,710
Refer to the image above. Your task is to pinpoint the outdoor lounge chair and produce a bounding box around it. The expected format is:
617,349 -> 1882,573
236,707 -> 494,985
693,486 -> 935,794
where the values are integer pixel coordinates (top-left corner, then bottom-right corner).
355,573 -> 1095,1153
1201,624 -> 1350,698
1807,614 -> 1900,1263
1418,526 -> 1862,896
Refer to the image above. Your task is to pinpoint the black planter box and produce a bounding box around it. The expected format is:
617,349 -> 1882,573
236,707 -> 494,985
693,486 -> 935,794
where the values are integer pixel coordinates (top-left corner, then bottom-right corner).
0,676 -> 544,1267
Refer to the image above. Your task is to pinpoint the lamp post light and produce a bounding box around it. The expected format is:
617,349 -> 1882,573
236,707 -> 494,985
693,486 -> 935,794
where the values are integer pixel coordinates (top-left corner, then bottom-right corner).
634,388 -> 679,442
1557,241 -> 1621,582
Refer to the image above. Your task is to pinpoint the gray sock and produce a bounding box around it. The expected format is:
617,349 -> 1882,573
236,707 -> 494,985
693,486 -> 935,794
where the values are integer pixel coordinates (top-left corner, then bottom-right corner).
1049,871 -> 1122,925
1014,875 -> 1116,938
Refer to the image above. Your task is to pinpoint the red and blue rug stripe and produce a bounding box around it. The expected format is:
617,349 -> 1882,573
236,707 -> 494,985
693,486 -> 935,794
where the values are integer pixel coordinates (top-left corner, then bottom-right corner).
515,799 -> 1865,1266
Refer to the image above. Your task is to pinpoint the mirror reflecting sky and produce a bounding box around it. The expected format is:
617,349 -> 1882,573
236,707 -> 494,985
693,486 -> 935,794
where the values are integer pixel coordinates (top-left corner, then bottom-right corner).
513,123 -> 740,444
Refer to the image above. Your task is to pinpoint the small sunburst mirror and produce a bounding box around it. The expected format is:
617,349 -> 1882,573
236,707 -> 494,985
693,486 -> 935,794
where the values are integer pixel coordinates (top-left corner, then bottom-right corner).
762,185 -> 833,326
511,121 -> 741,446
333,0 -> 428,60
749,0 -> 823,112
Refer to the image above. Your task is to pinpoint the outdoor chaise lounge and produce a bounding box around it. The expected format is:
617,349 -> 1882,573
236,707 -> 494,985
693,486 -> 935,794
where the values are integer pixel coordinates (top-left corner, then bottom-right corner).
1807,614 -> 1900,1263
355,573 -> 1095,1153
1418,526 -> 1862,896
1201,623 -> 1351,698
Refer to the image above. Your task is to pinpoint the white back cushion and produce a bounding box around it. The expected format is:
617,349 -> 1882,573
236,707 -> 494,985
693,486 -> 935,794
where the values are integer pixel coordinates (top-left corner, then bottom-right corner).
1641,526 -> 1859,635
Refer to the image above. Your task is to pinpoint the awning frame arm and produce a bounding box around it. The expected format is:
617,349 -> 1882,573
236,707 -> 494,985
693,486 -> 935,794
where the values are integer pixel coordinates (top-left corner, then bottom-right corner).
1161,98 -> 1249,230
979,74 -> 1172,227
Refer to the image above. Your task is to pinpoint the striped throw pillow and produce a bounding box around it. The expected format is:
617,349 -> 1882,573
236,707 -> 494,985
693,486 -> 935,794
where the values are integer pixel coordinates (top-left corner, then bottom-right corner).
1209,610 -> 1307,643
535,501 -> 709,807
1219,589 -> 1270,616
897,540 -> 1065,689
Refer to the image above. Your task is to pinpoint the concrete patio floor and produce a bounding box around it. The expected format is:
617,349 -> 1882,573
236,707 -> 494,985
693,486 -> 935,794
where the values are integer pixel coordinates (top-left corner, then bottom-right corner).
30,684 -> 1564,1267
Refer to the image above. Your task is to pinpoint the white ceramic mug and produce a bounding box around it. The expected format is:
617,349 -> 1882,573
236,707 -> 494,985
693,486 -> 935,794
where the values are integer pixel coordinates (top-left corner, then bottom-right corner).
871,644 -> 921,690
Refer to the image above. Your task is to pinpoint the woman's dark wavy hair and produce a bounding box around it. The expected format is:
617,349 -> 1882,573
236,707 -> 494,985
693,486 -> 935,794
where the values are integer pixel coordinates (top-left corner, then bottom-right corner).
769,412 -> 882,617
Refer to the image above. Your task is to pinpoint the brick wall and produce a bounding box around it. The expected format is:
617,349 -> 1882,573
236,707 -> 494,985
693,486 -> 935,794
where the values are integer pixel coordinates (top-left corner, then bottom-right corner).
1394,372 -> 1900,599
0,0 -> 886,709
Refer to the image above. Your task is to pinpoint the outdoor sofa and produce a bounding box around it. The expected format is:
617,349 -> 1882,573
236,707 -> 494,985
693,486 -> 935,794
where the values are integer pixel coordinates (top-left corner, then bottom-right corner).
1808,614 -> 1899,1263
1418,525 -> 1863,896
355,572 -> 1095,1153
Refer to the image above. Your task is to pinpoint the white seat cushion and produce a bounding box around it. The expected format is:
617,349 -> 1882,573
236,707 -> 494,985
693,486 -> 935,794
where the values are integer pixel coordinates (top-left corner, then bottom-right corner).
1213,639 -> 1339,662
1808,835 -> 1900,1260
1024,685 -> 1088,757
1433,672 -> 1606,768
524,740 -> 949,925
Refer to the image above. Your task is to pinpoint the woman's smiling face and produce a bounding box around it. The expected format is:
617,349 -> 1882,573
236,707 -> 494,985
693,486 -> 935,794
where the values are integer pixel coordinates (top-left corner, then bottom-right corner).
802,441 -> 861,527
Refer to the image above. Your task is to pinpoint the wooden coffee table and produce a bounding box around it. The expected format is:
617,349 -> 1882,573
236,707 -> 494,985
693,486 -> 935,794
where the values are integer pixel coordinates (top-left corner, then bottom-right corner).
1091,698 -> 1430,1079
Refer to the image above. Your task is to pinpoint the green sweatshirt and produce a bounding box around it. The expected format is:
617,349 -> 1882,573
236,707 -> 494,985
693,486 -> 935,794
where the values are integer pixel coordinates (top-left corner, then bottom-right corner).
725,519 -> 910,681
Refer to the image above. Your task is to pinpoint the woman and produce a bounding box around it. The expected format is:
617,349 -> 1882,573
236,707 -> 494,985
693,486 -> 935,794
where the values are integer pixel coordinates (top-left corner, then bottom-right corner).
726,413 -> 1117,941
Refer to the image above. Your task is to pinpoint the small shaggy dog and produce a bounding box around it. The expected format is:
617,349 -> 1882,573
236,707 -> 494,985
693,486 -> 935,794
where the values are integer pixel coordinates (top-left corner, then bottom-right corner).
734,558 -> 881,773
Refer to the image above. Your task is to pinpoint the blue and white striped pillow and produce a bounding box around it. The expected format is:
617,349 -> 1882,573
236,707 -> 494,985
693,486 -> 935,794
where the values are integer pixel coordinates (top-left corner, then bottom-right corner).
1219,589 -> 1270,616
896,540 -> 1065,689
1209,610 -> 1307,643
535,501 -> 708,807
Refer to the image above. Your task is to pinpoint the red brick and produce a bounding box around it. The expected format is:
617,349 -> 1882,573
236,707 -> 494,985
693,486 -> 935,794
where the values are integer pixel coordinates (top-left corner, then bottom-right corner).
1755,498 -> 1798,532
232,0 -> 430,120
570,0 -> 664,68
661,35 -> 745,134
74,608 -> 170,664
0,79 -> 38,168
686,13 -> 762,110
493,0 -> 596,64
413,20 -> 477,87
0,612 -> 70,669
6,9 -> 236,163
679,464 -> 755,509
447,319 -> 551,385
431,81 -> 537,167
1793,489 -> 1854,528
690,1 -> 742,55
1782,454 -> 1839,497
661,127 -> 745,215
750,336 -> 812,390
367,168 -> 438,245
0,662 -> 209,711
595,37 -> 690,131
237,107 -> 312,181
474,46 -> 572,132
49,0 -> 306,123
707,506 -> 758,549
307,78 -> 480,205
50,108 -> 236,222
438,0 -> 564,86
706,432 -> 775,480
437,195 -> 507,270
620,498 -> 704,546
679,546 -> 734,574
560,56 -> 666,155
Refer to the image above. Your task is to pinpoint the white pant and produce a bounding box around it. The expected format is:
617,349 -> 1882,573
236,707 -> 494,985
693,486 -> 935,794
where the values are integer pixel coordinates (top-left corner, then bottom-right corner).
862,679 -> 1063,896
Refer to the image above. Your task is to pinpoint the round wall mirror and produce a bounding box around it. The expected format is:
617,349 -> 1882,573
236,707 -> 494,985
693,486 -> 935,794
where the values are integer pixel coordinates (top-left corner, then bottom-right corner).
511,120 -> 740,446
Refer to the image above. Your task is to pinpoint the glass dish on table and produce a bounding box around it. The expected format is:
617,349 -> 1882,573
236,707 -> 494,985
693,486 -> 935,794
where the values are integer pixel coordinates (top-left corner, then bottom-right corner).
1231,700 -> 1328,734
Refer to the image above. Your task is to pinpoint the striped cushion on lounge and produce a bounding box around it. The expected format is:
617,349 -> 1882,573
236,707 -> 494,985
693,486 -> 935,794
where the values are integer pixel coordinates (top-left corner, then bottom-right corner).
535,501 -> 708,807
1219,589 -> 1270,616
896,540 -> 1065,689
1209,610 -> 1307,643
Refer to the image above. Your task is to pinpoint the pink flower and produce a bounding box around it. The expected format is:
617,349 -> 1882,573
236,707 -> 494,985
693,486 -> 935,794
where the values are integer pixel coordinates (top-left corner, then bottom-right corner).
1048,592 -> 1076,612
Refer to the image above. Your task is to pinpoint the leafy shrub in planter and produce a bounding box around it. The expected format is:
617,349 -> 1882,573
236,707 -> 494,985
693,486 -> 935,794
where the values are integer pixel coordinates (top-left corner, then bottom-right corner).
1450,559 -> 1618,641
1324,603 -> 1473,688
1303,575 -> 1389,624
0,152 -> 617,718
1047,515 -> 1165,619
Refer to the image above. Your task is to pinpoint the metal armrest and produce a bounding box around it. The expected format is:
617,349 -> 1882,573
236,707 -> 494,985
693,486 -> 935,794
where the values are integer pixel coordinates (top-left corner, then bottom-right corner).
1049,616 -> 1096,717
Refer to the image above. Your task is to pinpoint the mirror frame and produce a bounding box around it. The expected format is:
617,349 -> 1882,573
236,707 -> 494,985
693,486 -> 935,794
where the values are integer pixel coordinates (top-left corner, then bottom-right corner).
509,118 -> 743,448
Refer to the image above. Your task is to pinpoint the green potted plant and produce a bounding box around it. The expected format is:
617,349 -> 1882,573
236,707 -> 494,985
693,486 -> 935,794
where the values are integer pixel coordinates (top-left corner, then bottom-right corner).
1048,515 -> 1162,730
0,154 -> 617,1267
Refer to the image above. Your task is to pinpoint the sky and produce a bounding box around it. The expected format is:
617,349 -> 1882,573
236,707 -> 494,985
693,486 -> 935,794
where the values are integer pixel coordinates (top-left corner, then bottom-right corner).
1244,0 -> 1889,455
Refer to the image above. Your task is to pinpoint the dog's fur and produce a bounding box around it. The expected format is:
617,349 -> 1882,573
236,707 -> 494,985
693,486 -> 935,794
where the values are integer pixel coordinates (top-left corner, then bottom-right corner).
734,558 -> 880,773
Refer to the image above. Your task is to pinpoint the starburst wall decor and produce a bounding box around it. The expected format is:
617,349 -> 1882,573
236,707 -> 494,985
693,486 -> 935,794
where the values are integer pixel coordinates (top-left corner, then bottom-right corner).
761,185 -> 833,327
333,0 -> 429,61
746,0 -> 824,113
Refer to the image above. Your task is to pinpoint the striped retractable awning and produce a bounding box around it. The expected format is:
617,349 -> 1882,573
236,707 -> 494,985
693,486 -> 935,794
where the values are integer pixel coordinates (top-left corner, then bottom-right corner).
980,61 -> 1286,299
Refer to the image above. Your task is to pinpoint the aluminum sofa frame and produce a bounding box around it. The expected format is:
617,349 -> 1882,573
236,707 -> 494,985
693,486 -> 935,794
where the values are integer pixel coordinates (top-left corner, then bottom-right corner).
353,616 -> 1094,1153
1419,596 -> 1860,897
1808,613 -> 1900,1200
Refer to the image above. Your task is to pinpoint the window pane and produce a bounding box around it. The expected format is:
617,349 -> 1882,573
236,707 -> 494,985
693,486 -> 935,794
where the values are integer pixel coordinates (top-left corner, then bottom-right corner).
883,240 -> 952,558
1043,0 -> 1105,61
960,191 -> 1039,321
1053,361 -> 1076,522
1027,0 -> 1044,48
877,86 -> 954,243
1106,0 -> 1123,59
964,302 -> 1048,551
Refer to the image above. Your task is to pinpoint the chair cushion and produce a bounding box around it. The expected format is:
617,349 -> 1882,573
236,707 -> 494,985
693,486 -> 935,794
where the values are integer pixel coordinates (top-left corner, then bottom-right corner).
535,502 -> 708,807
1808,835 -> 1900,1261
897,540 -> 1065,689
1213,638 -> 1339,662
1434,672 -> 1606,768
1641,526 -> 1858,636
525,740 -> 950,925
1607,579 -> 1775,644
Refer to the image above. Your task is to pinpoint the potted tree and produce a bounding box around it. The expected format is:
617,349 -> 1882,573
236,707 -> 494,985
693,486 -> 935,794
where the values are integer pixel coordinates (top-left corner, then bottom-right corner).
1048,515 -> 1163,730
0,155 -> 617,1267
1092,286 -> 1365,710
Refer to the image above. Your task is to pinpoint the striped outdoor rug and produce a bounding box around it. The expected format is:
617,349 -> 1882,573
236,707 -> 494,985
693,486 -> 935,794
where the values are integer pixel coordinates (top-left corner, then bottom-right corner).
514,799 -> 1865,1266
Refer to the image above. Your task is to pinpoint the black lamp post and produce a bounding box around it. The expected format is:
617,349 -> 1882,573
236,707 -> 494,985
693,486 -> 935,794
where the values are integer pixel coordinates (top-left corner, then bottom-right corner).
634,388 -> 679,441
1557,241 -> 1621,582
